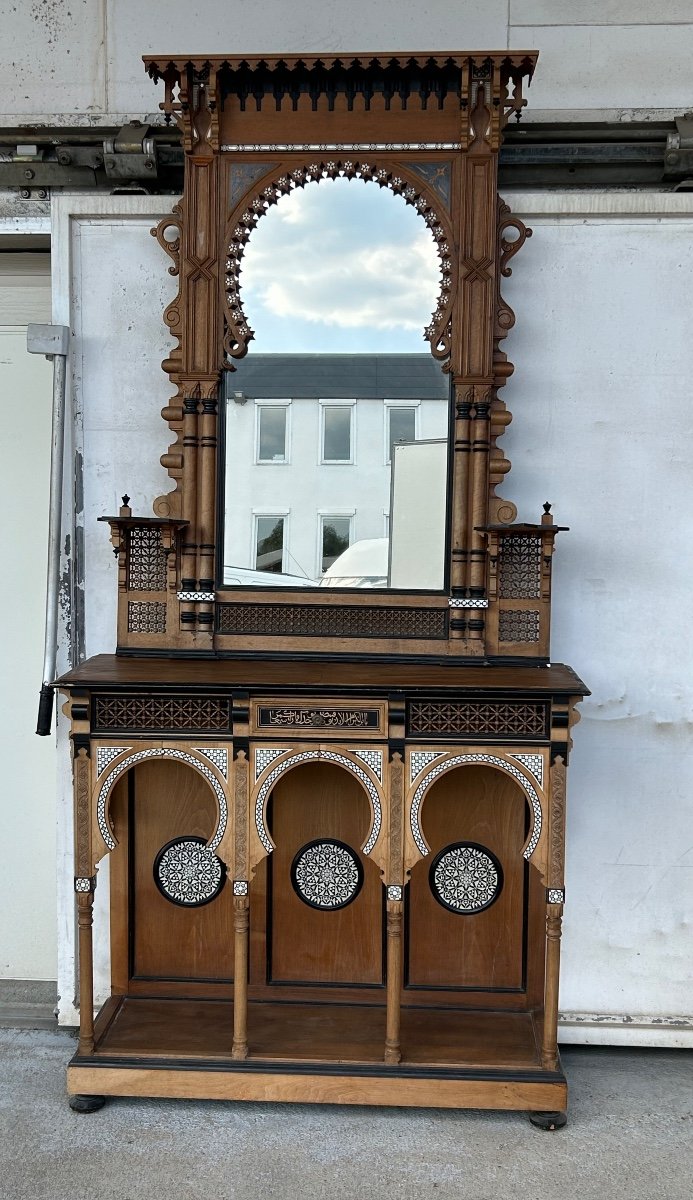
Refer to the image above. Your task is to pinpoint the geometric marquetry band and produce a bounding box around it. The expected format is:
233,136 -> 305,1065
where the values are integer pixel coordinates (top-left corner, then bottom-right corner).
387,885 -> 403,902
194,747 -> 228,778
254,747 -> 289,782
547,888 -> 565,904
510,752 -> 544,788
409,752 -> 543,861
96,745 -> 131,777
448,598 -> 489,608
410,750 -> 446,785
74,876 -> 96,893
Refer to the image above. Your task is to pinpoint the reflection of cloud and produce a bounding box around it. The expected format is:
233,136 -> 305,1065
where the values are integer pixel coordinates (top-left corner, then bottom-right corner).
240,178 -> 440,347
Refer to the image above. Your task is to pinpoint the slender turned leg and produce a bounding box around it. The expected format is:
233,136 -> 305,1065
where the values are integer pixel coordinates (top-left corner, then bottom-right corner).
384,903 -> 403,1065
232,896 -> 249,1060
76,891 -> 95,1056
532,907 -> 567,1129
541,906 -> 563,1070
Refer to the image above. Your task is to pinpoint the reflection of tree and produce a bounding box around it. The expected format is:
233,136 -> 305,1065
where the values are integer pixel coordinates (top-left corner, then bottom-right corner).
322,522 -> 349,570
257,519 -> 284,572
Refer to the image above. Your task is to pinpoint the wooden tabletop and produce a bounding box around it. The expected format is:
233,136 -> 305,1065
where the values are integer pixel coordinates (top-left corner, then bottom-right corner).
55,654 -> 589,696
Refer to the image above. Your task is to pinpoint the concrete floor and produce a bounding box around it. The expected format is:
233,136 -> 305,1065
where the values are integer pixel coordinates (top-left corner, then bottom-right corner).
0,1028 -> 690,1200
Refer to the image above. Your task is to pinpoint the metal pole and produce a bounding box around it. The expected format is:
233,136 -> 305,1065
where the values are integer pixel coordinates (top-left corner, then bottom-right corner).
27,323 -> 70,736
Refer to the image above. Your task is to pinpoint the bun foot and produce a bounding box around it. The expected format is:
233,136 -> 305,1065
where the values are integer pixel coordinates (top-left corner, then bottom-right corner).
69,1093 -> 106,1113
529,1110 -> 567,1131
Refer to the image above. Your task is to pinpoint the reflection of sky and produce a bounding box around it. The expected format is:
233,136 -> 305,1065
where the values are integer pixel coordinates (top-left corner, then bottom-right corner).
240,178 -> 440,353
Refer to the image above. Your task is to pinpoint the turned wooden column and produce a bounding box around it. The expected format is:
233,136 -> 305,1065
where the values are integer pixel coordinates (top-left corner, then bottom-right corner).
385,901 -> 403,1065
232,896 -> 250,1060
76,890 -> 95,1056
542,907 -> 563,1070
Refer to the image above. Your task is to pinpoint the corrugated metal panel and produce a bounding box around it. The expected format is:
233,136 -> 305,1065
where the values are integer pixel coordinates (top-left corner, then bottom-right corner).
0,252 -> 51,324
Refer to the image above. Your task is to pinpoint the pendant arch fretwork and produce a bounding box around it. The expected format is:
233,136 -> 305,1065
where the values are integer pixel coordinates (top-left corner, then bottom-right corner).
222,160 -> 455,367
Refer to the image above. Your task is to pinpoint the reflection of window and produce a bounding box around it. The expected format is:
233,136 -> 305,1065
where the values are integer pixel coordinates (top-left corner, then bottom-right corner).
255,515 -> 286,573
321,404 -> 353,462
386,404 -> 417,462
256,403 -> 289,463
320,516 -> 352,573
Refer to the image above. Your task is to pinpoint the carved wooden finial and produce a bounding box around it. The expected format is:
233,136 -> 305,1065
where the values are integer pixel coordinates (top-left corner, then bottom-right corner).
542,501 -> 552,525
120,494 -> 132,516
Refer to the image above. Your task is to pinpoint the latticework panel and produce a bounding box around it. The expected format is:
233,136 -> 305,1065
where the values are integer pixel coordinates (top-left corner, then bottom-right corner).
407,699 -> 549,739
498,609 -> 540,643
127,526 -> 167,591
127,601 -> 166,633
93,694 -> 231,734
217,604 -> 448,640
498,537 -> 541,599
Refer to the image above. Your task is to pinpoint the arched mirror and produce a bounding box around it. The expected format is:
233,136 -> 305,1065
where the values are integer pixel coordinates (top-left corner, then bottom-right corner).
222,175 -> 451,591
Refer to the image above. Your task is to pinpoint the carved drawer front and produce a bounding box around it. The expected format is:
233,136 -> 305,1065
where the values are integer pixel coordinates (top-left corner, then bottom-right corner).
406,698 -> 550,741
92,692 -> 232,736
250,698 -> 385,739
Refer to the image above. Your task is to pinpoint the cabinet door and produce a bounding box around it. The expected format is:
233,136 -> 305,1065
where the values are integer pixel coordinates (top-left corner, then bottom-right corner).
265,762 -> 384,987
406,765 -> 528,992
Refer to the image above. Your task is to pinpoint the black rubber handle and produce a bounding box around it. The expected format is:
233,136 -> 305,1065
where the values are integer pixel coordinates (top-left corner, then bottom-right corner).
36,684 -> 54,736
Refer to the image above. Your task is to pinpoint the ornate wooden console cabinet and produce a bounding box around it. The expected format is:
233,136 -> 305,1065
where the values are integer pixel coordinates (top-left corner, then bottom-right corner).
56,51 -> 588,1123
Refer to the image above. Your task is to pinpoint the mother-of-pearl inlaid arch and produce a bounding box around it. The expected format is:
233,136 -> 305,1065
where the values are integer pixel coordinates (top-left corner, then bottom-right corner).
408,750 -> 544,864
94,746 -> 229,858
251,747 -> 384,862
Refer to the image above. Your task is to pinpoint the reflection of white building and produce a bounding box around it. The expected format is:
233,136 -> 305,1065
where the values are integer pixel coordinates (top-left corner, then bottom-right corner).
223,354 -> 449,585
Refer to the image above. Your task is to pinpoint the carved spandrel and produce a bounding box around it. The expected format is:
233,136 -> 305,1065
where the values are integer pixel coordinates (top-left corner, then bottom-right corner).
548,755 -> 567,891
233,751 -> 249,882
388,753 -> 404,888
74,748 -> 93,880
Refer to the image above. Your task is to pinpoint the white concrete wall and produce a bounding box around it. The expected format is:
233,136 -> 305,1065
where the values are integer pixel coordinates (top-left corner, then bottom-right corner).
2,0 -> 693,125
502,192 -> 693,1041
2,0 -> 692,1038
0,259 -> 56,980
48,192 -> 693,1042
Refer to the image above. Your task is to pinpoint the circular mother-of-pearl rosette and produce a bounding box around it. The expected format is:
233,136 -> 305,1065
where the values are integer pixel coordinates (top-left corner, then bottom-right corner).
154,836 -> 225,907
429,842 -> 503,914
291,839 -> 363,911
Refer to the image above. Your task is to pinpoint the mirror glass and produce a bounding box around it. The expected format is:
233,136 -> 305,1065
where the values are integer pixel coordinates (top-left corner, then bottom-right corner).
222,176 -> 450,590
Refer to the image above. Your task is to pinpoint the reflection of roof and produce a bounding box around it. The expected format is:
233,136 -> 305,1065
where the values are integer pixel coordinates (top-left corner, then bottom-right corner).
227,354 -> 449,399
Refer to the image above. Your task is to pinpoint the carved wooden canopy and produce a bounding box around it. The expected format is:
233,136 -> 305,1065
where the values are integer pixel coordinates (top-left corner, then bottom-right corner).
105,52 -> 559,662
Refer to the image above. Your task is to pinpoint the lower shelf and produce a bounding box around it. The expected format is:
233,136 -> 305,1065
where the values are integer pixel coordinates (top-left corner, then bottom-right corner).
93,995 -> 543,1069
71,995 -> 566,1111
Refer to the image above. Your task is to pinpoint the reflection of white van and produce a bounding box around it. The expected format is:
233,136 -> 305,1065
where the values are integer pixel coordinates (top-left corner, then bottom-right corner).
223,565 -> 319,588
320,538 -> 388,588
